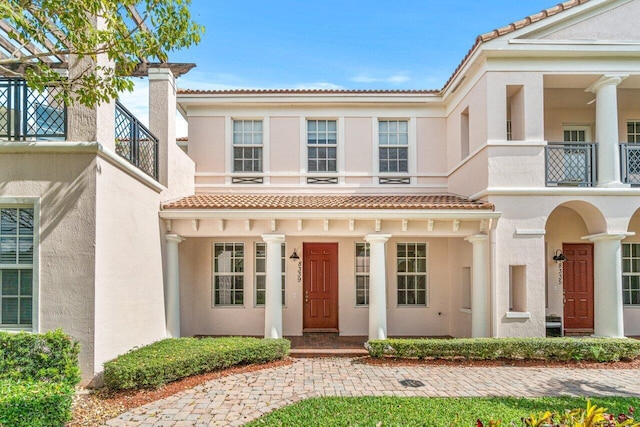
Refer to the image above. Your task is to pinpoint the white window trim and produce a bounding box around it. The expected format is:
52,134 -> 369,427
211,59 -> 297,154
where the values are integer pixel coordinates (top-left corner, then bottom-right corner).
254,242 -> 286,308
0,197 -> 40,332
372,117 -> 416,184
562,125 -> 592,143
301,117 -> 341,184
627,120 -> 640,144
395,242 -> 429,307
622,242 -> 640,306
355,242 -> 370,307
212,242 -> 245,307
226,117 -> 270,184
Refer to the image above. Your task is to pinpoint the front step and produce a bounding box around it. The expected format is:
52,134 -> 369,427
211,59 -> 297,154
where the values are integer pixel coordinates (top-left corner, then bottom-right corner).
290,348 -> 368,358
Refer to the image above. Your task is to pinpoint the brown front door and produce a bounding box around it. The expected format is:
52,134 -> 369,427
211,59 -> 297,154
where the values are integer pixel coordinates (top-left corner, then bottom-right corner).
562,243 -> 594,331
303,243 -> 339,331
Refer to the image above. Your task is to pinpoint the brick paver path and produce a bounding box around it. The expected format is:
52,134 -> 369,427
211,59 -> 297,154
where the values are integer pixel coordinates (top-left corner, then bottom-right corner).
104,358 -> 640,426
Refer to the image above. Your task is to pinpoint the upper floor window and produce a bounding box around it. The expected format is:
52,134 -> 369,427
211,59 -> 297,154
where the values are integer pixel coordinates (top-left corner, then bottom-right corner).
307,119 -> 337,173
255,242 -> 286,306
355,243 -> 370,306
379,120 -> 408,173
397,243 -> 427,306
233,120 -> 262,173
0,207 -> 34,328
628,121 -> 640,143
622,243 -> 640,306
213,243 -> 244,306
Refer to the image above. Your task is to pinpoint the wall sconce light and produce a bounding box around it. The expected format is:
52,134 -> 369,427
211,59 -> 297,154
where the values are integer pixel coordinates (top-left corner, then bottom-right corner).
553,249 -> 567,263
289,249 -> 300,260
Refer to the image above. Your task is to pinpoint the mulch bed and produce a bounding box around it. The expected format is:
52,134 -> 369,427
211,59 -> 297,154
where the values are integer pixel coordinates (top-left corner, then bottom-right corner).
69,356 -> 640,426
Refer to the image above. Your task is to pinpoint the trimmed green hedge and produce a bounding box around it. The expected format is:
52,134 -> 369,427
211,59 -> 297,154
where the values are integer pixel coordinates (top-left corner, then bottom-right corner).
0,380 -> 74,427
104,337 -> 290,390
0,330 -> 80,427
0,329 -> 80,385
367,337 -> 640,362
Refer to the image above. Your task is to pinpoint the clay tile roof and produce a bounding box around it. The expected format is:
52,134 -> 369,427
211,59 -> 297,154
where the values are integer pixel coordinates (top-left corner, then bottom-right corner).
176,136 -> 188,141
443,0 -> 590,91
162,194 -> 494,211
177,1 -> 589,96
176,88 -> 439,95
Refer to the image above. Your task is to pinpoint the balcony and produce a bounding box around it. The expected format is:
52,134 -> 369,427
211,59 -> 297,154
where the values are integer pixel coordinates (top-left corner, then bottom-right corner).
545,142 -> 597,187
621,143 -> 640,185
0,78 -> 66,140
114,101 -> 159,180
1,78 -> 158,181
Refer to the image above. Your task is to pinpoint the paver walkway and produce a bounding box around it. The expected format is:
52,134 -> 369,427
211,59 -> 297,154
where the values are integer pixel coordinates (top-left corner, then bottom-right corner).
104,358 -> 640,426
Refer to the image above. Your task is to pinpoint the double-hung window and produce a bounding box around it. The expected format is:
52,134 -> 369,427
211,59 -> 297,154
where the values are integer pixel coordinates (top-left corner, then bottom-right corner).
379,120 -> 408,173
628,121 -> 640,143
397,243 -> 427,306
0,207 -> 34,328
622,243 -> 640,306
233,120 -> 262,173
355,243 -> 370,306
213,243 -> 244,306
307,119 -> 337,173
255,243 -> 286,306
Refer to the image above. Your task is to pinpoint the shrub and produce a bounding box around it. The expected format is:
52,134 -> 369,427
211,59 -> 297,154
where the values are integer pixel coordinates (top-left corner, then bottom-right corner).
366,337 -> 640,362
0,379 -> 74,427
0,329 -> 80,386
104,336 -> 290,390
0,330 -> 79,427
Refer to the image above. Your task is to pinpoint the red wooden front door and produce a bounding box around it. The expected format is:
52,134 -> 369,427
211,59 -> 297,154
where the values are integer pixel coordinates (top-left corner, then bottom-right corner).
562,243 -> 594,331
303,243 -> 339,331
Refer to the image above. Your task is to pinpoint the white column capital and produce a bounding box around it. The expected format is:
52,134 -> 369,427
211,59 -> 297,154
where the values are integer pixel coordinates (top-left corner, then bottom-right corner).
364,234 -> 392,244
261,233 -> 286,243
148,66 -> 176,83
165,234 -> 185,244
586,74 -> 628,93
465,234 -> 488,244
582,232 -> 634,242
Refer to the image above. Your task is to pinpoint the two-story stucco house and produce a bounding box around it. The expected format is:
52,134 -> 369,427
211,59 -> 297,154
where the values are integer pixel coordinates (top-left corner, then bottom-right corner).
2,0 -> 640,385
164,0 -> 640,342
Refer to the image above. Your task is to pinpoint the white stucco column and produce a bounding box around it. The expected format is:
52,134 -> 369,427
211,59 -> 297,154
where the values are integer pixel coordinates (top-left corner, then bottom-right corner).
365,234 -> 391,340
165,234 -> 184,338
587,74 -> 628,187
583,232 -> 633,337
262,234 -> 285,339
465,234 -> 489,338
149,66 -> 177,187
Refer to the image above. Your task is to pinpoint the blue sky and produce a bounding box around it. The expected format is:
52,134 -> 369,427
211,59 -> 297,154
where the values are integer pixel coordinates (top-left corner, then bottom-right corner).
120,0 -> 558,135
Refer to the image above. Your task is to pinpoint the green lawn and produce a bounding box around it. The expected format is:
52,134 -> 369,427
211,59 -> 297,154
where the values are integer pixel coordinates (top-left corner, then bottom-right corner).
246,396 -> 640,426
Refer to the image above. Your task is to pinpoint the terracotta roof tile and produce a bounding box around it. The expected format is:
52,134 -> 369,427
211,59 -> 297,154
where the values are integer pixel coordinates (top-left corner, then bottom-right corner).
162,194 -> 494,211
177,1 -> 590,97
443,0 -> 590,91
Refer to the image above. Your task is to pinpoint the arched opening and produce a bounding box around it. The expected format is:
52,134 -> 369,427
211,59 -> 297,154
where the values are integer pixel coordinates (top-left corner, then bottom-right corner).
622,208 -> 640,336
544,201 -> 606,335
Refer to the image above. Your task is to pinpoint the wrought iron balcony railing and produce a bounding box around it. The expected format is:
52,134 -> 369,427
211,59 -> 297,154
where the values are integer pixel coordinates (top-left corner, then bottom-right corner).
621,143 -> 640,185
545,142 -> 597,187
114,100 -> 159,180
0,78 -> 66,140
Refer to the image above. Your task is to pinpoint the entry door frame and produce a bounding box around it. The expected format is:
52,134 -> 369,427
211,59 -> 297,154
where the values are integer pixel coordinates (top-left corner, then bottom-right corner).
302,242 -> 339,332
562,242 -> 594,333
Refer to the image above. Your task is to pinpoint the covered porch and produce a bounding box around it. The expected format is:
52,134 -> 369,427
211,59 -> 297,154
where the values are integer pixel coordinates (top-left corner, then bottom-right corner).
159,194 -> 499,341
